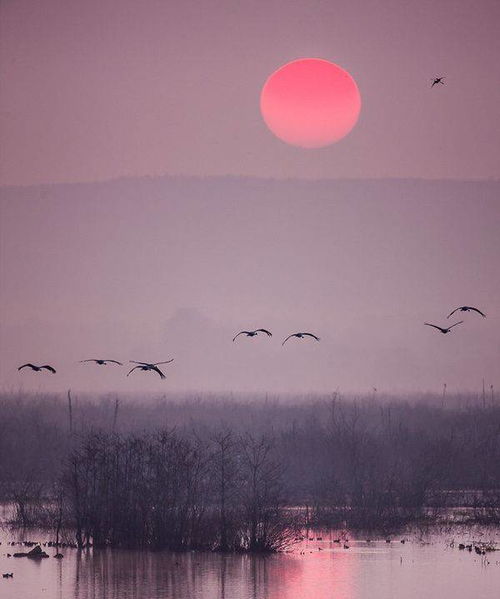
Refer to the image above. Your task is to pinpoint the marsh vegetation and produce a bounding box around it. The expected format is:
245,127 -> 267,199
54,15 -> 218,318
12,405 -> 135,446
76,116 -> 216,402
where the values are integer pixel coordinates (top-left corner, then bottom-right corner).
0,391 -> 499,551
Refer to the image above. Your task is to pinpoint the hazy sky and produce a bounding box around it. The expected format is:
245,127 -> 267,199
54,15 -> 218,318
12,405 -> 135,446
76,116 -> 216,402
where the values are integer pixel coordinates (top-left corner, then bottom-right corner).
1,0 -> 500,185
0,1 -> 499,395
1,178 -> 498,394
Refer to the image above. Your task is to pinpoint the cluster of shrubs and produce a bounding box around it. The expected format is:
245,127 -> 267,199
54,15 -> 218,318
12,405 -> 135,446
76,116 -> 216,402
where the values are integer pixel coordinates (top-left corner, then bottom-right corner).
62,430 -> 297,551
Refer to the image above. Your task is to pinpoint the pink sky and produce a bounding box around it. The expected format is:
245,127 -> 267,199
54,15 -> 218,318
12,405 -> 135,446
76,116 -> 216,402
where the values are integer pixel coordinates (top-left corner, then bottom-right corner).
1,0 -> 500,185
1,178 -> 498,394
0,1 -> 499,395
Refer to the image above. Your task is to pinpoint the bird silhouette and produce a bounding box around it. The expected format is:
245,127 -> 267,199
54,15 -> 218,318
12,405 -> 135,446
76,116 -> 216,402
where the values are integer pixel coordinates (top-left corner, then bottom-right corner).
424,321 -> 463,334
232,329 -> 272,342
127,360 -> 173,379
282,332 -> 320,345
80,359 -> 123,366
431,76 -> 445,87
447,306 -> 486,319
18,363 -> 56,374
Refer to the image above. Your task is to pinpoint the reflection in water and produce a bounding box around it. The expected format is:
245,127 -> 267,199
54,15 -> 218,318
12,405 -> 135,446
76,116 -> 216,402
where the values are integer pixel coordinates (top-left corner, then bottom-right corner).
1,528 -> 499,599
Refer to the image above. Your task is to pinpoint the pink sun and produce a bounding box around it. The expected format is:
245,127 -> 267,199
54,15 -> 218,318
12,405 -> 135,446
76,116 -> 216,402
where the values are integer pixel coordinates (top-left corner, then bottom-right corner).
260,58 -> 361,148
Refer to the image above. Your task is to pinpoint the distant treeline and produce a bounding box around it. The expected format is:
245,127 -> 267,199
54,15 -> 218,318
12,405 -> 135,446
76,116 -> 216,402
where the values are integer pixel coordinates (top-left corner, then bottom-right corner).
0,391 -> 499,549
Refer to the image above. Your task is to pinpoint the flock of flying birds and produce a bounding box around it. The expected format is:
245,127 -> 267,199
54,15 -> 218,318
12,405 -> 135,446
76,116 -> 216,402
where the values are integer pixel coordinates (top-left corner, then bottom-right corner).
17,306 -> 485,380
232,329 -> 320,345
424,305 -> 486,334
16,331 -> 321,380
17,359 -> 175,380
15,73 -> 459,383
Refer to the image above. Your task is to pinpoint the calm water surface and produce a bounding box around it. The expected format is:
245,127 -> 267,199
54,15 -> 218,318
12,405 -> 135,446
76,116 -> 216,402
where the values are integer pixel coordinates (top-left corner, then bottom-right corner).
1,527 -> 499,599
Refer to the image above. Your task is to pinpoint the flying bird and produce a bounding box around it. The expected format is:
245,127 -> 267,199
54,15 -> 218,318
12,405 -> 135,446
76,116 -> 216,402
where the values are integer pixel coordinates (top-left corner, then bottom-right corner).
424,321 -> 463,334
282,332 -> 320,346
80,359 -> 123,366
127,360 -> 174,380
232,329 -> 272,342
431,76 -> 445,87
447,306 -> 486,319
18,363 -> 56,374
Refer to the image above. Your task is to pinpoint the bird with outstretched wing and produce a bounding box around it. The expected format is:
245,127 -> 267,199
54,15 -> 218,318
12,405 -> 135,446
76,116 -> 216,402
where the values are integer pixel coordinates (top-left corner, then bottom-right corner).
424,321 -> 463,334
129,360 -> 174,366
232,329 -> 272,342
431,76 -> 445,87
447,306 -> 486,319
18,363 -> 56,373
80,359 -> 123,365
127,359 -> 173,380
282,332 -> 320,346
127,364 -> 166,379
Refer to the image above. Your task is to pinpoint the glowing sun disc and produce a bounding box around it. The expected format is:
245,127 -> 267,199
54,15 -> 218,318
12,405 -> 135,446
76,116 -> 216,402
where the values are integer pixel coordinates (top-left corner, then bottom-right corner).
260,58 -> 361,148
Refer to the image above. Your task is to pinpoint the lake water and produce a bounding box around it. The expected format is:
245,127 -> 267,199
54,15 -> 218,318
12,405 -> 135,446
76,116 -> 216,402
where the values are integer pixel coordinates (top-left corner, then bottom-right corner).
1,527 -> 499,599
